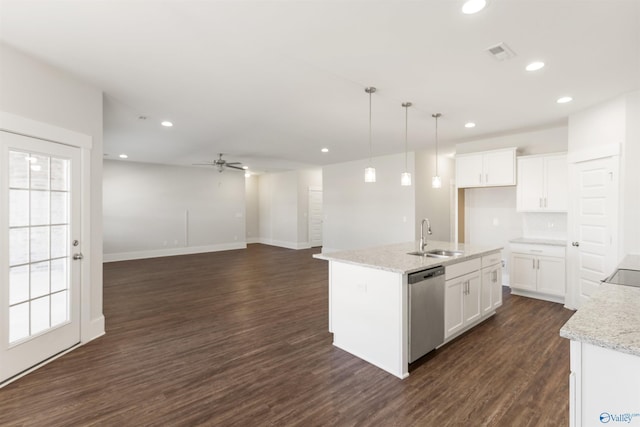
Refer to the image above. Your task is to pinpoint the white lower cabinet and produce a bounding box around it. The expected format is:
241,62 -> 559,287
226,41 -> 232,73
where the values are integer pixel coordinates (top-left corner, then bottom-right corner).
510,243 -> 566,303
445,252 -> 502,341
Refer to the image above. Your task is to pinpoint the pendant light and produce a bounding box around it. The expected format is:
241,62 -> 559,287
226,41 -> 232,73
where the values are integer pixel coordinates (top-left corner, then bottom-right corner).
364,87 -> 377,183
432,113 -> 442,188
401,102 -> 412,186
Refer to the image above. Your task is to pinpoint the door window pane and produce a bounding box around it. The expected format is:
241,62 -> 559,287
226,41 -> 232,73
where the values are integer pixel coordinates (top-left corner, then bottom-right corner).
51,291 -> 68,327
31,261 -> 50,299
9,228 -> 29,266
51,192 -> 68,224
30,226 -> 49,262
9,151 -> 29,189
29,154 -> 49,190
9,189 -> 29,227
50,259 -> 68,292
9,302 -> 29,343
50,158 -> 68,191
50,225 -> 68,259
31,296 -> 50,335
30,190 -> 50,226
9,265 -> 29,305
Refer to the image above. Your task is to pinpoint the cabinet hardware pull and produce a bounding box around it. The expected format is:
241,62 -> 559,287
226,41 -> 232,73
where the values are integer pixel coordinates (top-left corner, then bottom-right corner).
532,259 -> 535,269
479,173 -> 482,184
539,198 -> 542,208
537,259 -> 540,269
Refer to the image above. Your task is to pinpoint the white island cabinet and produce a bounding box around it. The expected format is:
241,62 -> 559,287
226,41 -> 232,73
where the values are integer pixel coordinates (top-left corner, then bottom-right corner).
315,241 -> 502,379
560,255 -> 640,427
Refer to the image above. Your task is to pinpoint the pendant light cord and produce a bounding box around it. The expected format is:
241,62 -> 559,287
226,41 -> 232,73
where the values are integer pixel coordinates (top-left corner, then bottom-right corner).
404,104 -> 409,170
368,90 -> 372,164
433,113 -> 441,176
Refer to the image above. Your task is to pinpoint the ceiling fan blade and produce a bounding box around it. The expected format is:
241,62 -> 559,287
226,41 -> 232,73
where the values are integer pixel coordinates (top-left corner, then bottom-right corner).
226,164 -> 245,170
226,162 -> 242,165
192,163 -> 215,166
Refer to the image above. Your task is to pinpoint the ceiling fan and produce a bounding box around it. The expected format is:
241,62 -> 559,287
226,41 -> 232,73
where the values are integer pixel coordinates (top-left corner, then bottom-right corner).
193,153 -> 244,173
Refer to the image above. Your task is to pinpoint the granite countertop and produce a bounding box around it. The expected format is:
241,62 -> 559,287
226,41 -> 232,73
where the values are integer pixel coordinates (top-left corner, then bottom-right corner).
313,240 -> 502,274
560,254 -> 640,357
509,237 -> 567,247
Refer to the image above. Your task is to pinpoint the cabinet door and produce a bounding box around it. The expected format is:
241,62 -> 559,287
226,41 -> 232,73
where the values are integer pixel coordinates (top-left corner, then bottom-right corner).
463,273 -> 482,326
481,268 -> 493,316
544,155 -> 568,211
537,255 -> 566,297
492,266 -> 503,309
444,277 -> 465,339
517,156 -> 544,211
510,253 -> 537,291
456,154 -> 483,188
484,150 -> 516,186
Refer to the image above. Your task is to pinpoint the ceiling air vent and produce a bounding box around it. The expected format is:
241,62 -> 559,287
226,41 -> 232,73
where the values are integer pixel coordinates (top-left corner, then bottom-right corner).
486,42 -> 516,61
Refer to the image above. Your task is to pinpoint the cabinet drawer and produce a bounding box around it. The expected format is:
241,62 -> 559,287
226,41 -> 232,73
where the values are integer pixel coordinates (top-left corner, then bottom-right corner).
481,251 -> 502,268
510,243 -> 565,258
446,257 -> 481,280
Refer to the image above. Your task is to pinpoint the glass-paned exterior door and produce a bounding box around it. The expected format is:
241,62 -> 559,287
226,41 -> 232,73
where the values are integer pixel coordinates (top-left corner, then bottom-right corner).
1,131 -> 81,384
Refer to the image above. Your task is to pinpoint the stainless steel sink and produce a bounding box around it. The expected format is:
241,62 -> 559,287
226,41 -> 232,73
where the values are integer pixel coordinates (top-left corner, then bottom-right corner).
407,249 -> 464,258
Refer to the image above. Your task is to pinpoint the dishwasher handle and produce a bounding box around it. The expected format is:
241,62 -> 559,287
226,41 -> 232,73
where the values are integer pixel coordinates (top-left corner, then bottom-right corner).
408,266 -> 445,284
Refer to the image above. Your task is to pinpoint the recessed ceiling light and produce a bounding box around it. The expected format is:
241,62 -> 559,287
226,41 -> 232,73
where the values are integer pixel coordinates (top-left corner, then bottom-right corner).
557,96 -> 573,104
462,0 -> 487,14
119,154 -> 129,159
526,61 -> 545,71
321,148 -> 329,153
161,121 -> 173,127
465,122 -> 476,128
242,165 -> 249,170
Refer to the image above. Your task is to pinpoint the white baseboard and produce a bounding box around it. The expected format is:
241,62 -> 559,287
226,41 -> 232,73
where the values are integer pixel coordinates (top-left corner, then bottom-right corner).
510,288 -> 565,304
103,242 -> 247,262
257,238 -> 310,250
246,237 -> 260,244
82,315 -> 105,343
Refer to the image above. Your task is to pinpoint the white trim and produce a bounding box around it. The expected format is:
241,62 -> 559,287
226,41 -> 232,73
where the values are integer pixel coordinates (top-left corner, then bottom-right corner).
509,288 -> 565,304
246,237 -> 260,244
258,238 -> 310,250
567,142 -> 620,164
0,112 -> 92,149
80,146 -> 95,342
103,242 -> 247,262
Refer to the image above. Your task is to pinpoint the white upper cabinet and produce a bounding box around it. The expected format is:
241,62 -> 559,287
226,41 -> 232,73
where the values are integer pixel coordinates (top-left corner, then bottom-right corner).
516,153 -> 568,212
455,148 -> 517,188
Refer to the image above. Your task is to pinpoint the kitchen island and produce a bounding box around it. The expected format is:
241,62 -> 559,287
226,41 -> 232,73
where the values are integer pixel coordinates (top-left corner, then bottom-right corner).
314,240 -> 503,378
560,254 -> 640,427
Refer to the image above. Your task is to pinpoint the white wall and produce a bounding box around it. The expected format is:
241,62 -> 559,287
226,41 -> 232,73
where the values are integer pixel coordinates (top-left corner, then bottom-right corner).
0,43 -> 104,339
245,174 -> 259,243
103,160 -> 246,261
456,125 -> 568,156
323,153 -> 415,252
622,91 -> 640,254
257,168 -> 322,249
415,151 -> 455,242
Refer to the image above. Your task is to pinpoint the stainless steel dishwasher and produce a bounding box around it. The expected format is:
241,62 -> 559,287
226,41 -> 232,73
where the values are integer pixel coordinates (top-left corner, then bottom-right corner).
408,265 -> 445,363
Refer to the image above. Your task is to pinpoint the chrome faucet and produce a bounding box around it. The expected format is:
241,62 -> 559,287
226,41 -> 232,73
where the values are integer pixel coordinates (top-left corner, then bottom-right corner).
420,218 -> 432,252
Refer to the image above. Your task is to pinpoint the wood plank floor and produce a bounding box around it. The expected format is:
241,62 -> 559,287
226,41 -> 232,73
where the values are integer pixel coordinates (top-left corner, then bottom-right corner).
0,244 -> 575,426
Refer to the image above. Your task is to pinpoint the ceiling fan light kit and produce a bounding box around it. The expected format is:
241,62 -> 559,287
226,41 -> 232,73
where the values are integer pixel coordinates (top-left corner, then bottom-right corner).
193,153 -> 244,173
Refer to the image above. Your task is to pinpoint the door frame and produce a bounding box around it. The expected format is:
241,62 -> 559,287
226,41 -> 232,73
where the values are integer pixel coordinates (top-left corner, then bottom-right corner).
566,143 -> 620,310
308,186 -> 322,248
0,111 -> 94,384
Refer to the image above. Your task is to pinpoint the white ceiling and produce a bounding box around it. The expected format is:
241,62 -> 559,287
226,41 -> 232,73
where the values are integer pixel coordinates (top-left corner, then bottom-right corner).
1,0 -> 639,173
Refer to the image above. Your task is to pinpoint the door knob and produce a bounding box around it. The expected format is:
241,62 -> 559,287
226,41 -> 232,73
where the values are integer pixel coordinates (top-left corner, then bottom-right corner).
73,253 -> 84,260
571,242 -> 580,247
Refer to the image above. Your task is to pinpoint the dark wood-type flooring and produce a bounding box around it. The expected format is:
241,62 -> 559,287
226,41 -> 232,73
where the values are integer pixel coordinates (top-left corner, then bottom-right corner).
0,244 -> 575,426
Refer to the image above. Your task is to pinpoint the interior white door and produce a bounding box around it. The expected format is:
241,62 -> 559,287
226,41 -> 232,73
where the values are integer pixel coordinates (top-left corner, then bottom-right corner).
570,156 -> 618,308
0,131 -> 81,383
308,187 -> 323,248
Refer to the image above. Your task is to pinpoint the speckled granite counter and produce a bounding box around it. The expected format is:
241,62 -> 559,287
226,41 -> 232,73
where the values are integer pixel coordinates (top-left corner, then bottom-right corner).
510,237 -> 567,247
313,240 -> 502,274
560,254 -> 640,357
